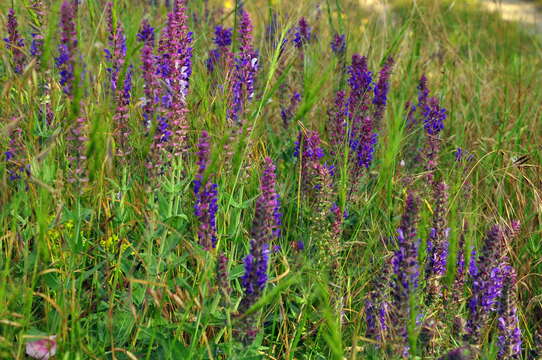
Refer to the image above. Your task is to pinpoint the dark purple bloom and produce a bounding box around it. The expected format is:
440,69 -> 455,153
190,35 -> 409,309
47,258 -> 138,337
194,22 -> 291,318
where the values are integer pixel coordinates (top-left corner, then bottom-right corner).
206,26 -> 233,73
137,19 -> 158,131
29,0 -> 46,62
217,253 -> 231,300
390,191 -> 421,356
104,3 -> 126,92
496,265 -> 522,359
228,10 -> 258,124
4,126 -> 30,182
66,118 -> 88,185
4,9 -> 26,74
347,54 -> 373,132
280,91 -> 301,127
113,65 -> 133,159
406,75 -> 430,129
157,0 -> 193,156
55,1 -> 77,96
372,57 -> 394,127
241,241 -> 270,304
327,90 -> 347,155
293,17 -> 311,48
251,158 -> 282,242
194,131 -> 218,249
330,33 -> 346,56
425,181 -> 450,303
466,225 -> 508,342
423,97 -> 446,183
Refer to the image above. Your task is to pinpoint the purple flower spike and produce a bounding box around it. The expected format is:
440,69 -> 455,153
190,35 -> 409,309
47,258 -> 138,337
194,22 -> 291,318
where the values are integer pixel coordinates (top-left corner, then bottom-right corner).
327,90 -> 347,154
251,157 -> 282,243
425,181 -> 450,303
4,9 -> 25,68
5,126 -> 30,182
137,19 -> 158,131
280,91 -> 301,127
372,57 -> 395,128
390,191 -> 421,356
496,265 -> 522,359
29,0 -> 46,63
113,65 -> 133,159
206,25 -> 233,73
4,9 -> 26,74
293,17 -> 311,48
104,3 -> 126,92
66,118 -> 89,185
228,10 -> 258,124
56,1 -> 78,96
331,33 -> 346,56
194,131 -> 218,249
466,225 -> 508,343
423,97 -> 446,183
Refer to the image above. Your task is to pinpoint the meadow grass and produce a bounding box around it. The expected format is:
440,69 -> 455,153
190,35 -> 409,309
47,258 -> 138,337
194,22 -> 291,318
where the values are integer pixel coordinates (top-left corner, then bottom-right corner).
0,0 -> 541,359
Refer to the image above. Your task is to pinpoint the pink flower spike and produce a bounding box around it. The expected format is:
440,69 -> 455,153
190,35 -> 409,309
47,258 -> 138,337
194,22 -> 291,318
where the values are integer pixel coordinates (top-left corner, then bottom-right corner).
26,335 -> 57,360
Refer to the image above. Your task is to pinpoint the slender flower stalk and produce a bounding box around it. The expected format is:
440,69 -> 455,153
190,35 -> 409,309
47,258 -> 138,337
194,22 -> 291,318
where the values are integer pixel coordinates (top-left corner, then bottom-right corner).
228,10 -> 258,124
330,33 -> 346,57
327,90 -> 347,155
66,118 -> 89,185
29,0 -> 46,62
104,2 -> 127,93
5,126 -> 30,182
238,158 -> 281,343
293,17 -> 311,48
423,97 -> 446,183
280,91 -> 301,128
391,191 -> 421,357
466,225 -> 508,343
217,253 -> 231,303
496,265 -> 522,359
56,1 -> 78,96
294,130 -> 325,197
347,54 -> 373,137
4,9 -> 26,74
453,220 -> 468,302
194,131 -> 218,249
406,74 -> 429,129
425,181 -> 450,304
137,20 -> 158,131
206,25 -> 233,73
113,65 -> 133,159
372,57 -> 394,128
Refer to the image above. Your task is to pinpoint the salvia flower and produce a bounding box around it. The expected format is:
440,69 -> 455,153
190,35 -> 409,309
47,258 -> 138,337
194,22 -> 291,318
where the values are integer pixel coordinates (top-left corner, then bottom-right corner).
228,10 -> 258,124
347,54 -> 373,129
4,9 -> 26,74
293,17 -> 311,48
423,97 -> 447,183
163,0 -> 194,155
496,265 -> 522,359
193,131 -> 218,249
366,257 -> 393,342
206,26 -> 233,73
113,65 -> 133,159
327,90 -> 347,155
453,221 -> 468,302
5,126 -> 30,182
295,130 -> 326,196
372,57 -> 394,128
425,181 -> 450,304
66,118 -> 89,185
466,225 -> 507,342
29,0 -> 46,62
330,33 -> 346,56
137,19 -> 158,131
104,3 -> 127,92
280,91 -> 301,128
251,157 -> 281,244
55,1 -> 78,96
406,74 -> 429,128
391,191 -> 421,357
217,253 -> 231,301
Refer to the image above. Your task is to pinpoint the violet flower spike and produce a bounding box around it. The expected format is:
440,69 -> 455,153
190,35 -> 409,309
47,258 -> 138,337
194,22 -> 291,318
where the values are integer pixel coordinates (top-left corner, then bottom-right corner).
372,57 -> 395,128
466,225 -> 508,342
496,265 -> 522,359
193,131 -> 218,249
331,33 -> 346,56
327,90 -> 348,155
293,17 -> 311,48
55,1 -> 77,96
390,191 -> 421,357
228,10 -> 258,124
137,19 -> 158,131
4,9 -> 26,74
206,25 -> 233,73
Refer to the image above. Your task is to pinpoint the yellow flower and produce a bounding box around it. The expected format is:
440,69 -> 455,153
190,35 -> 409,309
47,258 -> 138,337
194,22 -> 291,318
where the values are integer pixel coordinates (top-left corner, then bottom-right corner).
224,0 -> 234,11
